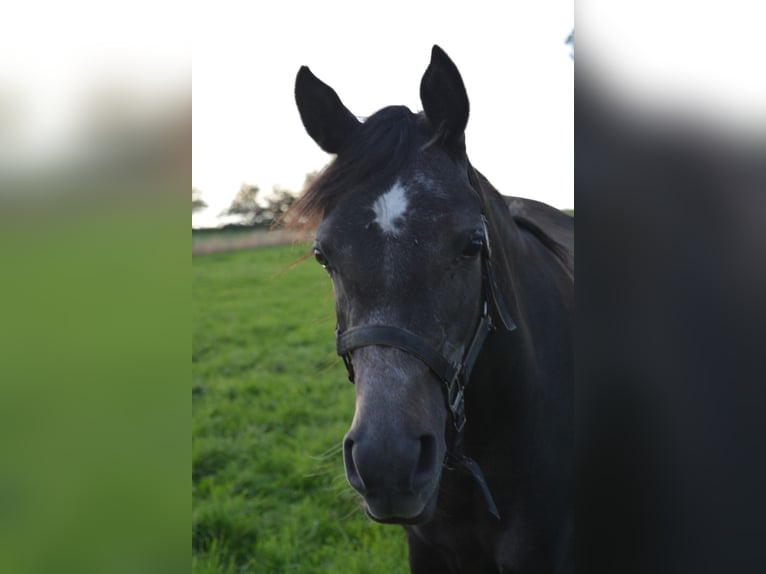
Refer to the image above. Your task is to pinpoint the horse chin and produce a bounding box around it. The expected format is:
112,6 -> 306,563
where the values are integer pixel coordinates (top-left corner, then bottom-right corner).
363,480 -> 440,525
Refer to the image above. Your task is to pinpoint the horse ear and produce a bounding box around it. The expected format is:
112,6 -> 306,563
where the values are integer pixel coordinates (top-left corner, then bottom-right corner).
295,66 -> 360,154
420,45 -> 470,147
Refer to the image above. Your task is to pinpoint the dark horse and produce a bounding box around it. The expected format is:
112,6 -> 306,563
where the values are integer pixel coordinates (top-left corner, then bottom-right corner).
290,46 -> 573,573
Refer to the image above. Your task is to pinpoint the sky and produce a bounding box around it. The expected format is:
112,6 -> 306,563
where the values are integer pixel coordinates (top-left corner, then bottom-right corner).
0,1 -> 189,163
1,0 -> 761,229
192,1 -> 575,227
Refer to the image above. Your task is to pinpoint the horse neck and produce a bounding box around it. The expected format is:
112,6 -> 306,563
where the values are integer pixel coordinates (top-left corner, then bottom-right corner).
467,186 -> 572,465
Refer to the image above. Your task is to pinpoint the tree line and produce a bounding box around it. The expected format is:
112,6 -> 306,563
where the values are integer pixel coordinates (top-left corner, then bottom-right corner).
192,171 -> 317,229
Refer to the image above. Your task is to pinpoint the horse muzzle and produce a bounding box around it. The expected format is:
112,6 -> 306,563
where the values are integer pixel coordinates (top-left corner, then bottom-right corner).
343,430 -> 442,524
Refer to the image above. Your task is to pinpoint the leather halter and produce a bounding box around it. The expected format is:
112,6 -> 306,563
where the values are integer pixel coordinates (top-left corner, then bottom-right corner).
336,215 -> 516,434
334,201 -> 517,519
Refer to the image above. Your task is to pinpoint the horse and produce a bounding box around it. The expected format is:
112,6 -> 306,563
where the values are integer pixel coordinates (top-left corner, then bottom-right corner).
289,46 -> 573,573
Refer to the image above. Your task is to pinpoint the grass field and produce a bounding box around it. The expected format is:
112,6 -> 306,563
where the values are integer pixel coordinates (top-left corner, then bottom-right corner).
192,244 -> 409,573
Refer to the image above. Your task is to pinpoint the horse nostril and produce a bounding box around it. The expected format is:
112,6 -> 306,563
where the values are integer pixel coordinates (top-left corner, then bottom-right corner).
343,436 -> 365,493
412,434 -> 437,489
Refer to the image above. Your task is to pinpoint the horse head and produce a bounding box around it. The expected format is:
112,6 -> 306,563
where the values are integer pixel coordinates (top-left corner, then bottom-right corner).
293,46 -> 496,524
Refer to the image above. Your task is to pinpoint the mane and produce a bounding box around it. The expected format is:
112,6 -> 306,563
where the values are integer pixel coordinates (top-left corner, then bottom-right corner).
286,106 -> 421,228
514,214 -> 574,276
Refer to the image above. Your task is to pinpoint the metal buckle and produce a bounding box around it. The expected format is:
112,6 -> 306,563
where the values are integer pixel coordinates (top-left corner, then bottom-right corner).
481,215 -> 492,259
445,367 -> 466,432
342,354 -> 355,383
450,387 -> 466,432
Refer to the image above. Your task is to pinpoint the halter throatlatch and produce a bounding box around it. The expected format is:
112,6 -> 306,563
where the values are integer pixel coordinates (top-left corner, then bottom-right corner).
335,211 -> 516,520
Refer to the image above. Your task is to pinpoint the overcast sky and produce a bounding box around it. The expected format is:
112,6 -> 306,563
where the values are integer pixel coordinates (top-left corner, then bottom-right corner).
192,1 -> 575,226
2,0 -> 760,230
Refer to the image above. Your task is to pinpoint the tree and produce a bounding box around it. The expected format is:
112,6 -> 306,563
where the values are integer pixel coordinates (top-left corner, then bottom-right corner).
260,186 -> 296,226
223,183 -> 261,217
192,187 -> 208,213
220,182 -> 298,228
302,170 -> 319,191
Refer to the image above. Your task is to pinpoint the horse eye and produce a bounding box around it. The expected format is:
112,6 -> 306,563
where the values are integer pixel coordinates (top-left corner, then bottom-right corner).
313,248 -> 329,269
462,237 -> 483,258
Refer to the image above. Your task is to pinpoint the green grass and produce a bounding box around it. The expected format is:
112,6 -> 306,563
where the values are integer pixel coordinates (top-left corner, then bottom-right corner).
193,244 -> 409,573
